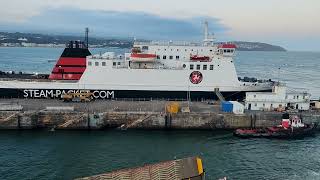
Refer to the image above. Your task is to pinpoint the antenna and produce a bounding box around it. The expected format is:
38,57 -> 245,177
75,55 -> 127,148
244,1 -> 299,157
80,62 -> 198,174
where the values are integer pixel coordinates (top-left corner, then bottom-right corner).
203,21 -> 214,46
85,27 -> 89,48
204,21 -> 209,41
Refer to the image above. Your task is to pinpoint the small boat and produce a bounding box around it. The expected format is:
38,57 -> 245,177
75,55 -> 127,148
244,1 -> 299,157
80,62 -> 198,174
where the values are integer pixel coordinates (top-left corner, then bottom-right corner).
130,53 -> 157,62
234,113 -> 318,139
190,55 -> 210,62
130,47 -> 157,62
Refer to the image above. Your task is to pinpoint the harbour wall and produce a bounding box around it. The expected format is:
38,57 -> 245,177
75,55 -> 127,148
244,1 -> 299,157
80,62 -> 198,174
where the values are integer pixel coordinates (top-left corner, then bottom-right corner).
1,110 -> 319,130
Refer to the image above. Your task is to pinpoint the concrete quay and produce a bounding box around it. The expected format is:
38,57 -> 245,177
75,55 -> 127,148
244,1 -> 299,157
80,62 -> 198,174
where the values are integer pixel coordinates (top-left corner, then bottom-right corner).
0,99 -> 319,130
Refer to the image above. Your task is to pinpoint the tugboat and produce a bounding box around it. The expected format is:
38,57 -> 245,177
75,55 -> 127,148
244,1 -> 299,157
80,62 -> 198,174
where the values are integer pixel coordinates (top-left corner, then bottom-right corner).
234,113 -> 318,138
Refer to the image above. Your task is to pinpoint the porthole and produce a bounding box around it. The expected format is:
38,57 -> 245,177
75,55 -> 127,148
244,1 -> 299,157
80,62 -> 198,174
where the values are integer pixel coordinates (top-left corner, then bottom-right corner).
183,64 -> 186,68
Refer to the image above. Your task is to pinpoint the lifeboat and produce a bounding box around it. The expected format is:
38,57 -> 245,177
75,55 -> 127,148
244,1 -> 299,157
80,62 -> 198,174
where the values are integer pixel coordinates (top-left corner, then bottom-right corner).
130,53 -> 157,62
190,55 -> 210,62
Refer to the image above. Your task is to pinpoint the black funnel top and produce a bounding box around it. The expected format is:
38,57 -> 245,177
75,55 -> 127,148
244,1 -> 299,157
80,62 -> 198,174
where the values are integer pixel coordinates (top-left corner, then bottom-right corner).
61,41 -> 91,58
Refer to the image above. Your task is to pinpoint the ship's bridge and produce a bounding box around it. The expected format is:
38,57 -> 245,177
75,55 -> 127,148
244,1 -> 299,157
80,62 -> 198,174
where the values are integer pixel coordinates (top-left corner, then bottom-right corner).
218,44 -> 236,56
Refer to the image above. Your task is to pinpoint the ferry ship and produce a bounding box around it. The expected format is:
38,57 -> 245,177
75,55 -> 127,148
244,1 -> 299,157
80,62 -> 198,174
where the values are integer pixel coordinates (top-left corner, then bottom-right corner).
0,22 -> 274,100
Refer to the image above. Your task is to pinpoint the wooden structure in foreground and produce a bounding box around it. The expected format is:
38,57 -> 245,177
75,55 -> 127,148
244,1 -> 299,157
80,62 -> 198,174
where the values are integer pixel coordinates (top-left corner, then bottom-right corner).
76,156 -> 205,180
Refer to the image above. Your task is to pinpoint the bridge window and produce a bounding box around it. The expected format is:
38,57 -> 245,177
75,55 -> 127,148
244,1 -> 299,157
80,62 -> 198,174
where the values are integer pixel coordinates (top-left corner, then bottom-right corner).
113,62 -> 116,66
203,65 -> 207,70
102,62 -> 106,66
169,56 -> 173,60
156,55 -> 160,59
176,56 -> 180,60
196,64 -> 200,70
163,55 -> 167,59
142,46 -> 148,50
210,65 -> 214,70
95,62 -> 99,66
88,61 -> 92,66
118,62 -> 121,65
190,64 -> 194,70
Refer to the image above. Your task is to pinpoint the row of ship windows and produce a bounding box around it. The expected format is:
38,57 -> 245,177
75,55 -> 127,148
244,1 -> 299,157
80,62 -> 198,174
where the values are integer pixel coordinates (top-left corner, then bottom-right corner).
155,49 -> 234,53
156,51 -> 233,60
88,61 -> 121,66
157,49 -> 214,52
88,61 -> 218,70
157,55 -> 180,60
185,64 -> 218,70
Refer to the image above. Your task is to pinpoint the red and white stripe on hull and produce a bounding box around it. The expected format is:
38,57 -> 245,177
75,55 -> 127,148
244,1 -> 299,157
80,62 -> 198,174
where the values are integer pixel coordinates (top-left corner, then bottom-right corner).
55,57 -> 87,66
49,57 -> 87,80
130,53 -> 157,62
49,41 -> 91,81
48,73 -> 83,80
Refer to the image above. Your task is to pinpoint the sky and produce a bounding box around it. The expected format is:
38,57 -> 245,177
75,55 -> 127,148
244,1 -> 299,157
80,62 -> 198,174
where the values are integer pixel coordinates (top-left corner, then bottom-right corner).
0,0 -> 319,51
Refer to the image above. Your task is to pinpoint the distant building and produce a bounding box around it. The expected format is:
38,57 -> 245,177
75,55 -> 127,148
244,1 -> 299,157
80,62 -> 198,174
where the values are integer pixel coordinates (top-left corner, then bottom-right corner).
1,43 -> 21,47
21,42 -> 37,47
245,84 -> 310,111
18,37 -> 28,41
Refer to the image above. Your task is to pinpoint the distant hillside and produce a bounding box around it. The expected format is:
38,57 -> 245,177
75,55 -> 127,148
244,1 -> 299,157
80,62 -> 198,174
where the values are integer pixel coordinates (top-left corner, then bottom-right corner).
231,41 -> 287,51
0,32 -> 132,48
0,32 -> 286,51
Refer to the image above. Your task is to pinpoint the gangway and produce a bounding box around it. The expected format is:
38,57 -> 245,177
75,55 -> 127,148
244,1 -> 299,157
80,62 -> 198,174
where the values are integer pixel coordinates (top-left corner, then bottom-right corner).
214,88 -> 225,102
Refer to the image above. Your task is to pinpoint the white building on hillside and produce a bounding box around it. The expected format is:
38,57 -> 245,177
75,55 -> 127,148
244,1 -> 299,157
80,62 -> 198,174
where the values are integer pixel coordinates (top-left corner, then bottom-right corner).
245,84 -> 310,111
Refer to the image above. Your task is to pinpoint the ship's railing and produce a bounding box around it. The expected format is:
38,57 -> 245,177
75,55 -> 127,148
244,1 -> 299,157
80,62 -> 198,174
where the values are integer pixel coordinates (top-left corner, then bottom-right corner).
0,78 -> 78,83
134,41 -> 216,47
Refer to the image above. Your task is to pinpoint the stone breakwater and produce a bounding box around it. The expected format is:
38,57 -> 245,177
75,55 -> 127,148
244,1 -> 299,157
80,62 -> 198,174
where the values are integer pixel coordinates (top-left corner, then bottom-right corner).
1,110 -> 319,130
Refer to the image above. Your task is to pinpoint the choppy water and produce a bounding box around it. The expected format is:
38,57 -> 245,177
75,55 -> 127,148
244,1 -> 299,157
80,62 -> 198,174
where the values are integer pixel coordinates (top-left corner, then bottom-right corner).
0,48 -> 320,180
0,130 -> 319,180
0,48 -> 319,98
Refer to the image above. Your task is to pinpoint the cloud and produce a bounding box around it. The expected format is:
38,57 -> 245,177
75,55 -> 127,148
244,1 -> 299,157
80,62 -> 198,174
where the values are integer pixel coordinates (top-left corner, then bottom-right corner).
0,0 -> 319,50
0,8 -> 228,40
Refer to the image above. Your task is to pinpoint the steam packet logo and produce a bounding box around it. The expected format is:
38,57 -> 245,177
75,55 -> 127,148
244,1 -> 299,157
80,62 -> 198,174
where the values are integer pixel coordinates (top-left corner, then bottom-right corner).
189,71 -> 203,84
